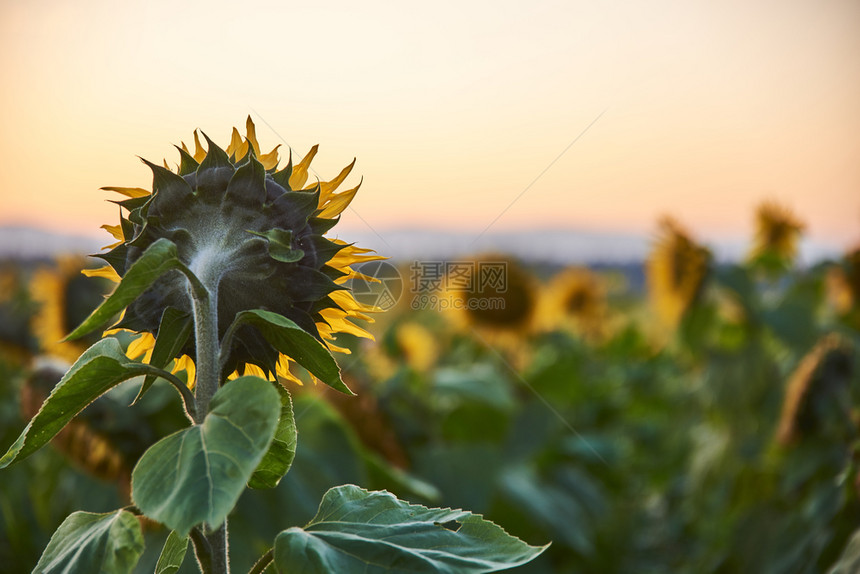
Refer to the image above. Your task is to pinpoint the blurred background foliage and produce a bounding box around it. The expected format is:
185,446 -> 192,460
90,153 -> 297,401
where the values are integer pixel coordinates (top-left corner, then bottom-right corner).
1,204 -> 860,573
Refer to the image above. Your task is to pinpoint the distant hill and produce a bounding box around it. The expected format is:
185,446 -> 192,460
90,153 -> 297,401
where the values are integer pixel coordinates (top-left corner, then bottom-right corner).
0,226 -> 103,260
0,225 -> 842,266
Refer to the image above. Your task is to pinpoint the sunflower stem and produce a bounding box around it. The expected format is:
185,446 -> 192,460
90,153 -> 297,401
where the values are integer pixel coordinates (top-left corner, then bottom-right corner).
191,288 -> 220,424
188,278 -> 229,573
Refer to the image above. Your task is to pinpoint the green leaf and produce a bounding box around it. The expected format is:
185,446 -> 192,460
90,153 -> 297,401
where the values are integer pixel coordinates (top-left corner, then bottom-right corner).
131,376 -> 280,535
248,228 -> 305,263
33,510 -> 144,574
232,309 -> 352,394
272,484 -> 548,574
133,307 -> 193,404
0,338 -> 156,468
155,530 -> 188,574
249,384 -> 298,489
67,238 -> 202,340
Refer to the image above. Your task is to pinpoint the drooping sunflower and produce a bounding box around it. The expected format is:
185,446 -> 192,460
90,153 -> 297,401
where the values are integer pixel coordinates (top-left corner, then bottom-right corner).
646,217 -> 711,328
776,333 -> 853,445
537,267 -> 607,339
88,117 -> 381,385
30,256 -> 113,364
748,200 -> 805,266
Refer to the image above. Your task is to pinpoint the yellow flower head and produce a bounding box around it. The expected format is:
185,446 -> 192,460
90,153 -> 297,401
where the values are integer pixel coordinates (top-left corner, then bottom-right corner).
31,256 -> 113,363
749,200 -> 805,264
538,267 -> 606,338
647,217 -> 711,328
776,333 -> 853,445
91,117 -> 380,385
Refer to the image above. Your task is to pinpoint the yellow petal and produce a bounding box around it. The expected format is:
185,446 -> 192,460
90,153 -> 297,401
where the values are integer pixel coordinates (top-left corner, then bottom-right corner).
319,308 -> 374,340
245,116 -> 261,156
318,182 -> 361,219
100,224 -> 124,249
101,224 -> 124,241
101,186 -> 150,199
289,145 -> 318,190
127,333 -> 155,361
259,145 -> 281,170
171,355 -> 197,389
319,159 -> 356,204
276,355 -> 305,385
193,130 -> 207,162
81,266 -> 121,282
226,127 -> 243,157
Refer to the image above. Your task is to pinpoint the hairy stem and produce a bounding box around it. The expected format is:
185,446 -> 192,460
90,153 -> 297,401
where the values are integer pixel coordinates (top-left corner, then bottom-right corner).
189,527 -> 214,574
248,548 -> 274,574
207,522 -> 230,574
191,289 -> 220,425
189,278 -> 230,573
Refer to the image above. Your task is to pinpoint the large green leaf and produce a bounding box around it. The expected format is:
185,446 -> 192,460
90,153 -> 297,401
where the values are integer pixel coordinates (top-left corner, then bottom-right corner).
67,238 -> 202,340
155,530 -> 188,574
249,383 -> 298,489
0,338 -> 159,468
33,510 -> 144,574
131,376 -> 280,535
231,309 -> 352,394
273,484 -> 548,573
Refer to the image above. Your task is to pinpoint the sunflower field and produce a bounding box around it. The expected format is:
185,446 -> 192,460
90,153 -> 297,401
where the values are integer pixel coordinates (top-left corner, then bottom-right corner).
1,122 -> 859,574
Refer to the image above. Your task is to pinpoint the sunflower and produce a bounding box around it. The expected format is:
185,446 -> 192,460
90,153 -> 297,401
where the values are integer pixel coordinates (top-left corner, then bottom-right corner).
776,333 -> 853,445
394,321 -> 438,373
827,247 -> 860,318
0,263 -> 37,363
30,256 -> 113,364
20,358 -> 128,491
646,217 -> 711,329
537,267 -> 606,339
748,200 -> 805,267
438,254 -> 537,367
88,117 -> 381,386
442,254 -> 537,333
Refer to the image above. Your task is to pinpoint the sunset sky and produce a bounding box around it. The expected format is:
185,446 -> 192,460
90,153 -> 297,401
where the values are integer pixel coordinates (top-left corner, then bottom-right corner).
1,0 -> 858,252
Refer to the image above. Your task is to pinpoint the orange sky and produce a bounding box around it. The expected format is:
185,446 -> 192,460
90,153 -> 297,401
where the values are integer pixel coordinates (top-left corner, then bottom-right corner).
1,0 -> 858,250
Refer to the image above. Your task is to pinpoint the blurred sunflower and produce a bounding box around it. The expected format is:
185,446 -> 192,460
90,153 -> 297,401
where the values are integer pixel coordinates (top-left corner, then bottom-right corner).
87,117 -> 381,386
827,247 -> 860,318
394,321 -> 438,373
0,263 -> 37,363
776,333 -> 854,445
440,254 -> 537,364
748,200 -> 805,268
646,217 -> 711,329
30,256 -> 113,364
537,267 -> 607,339
20,359 -> 129,492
